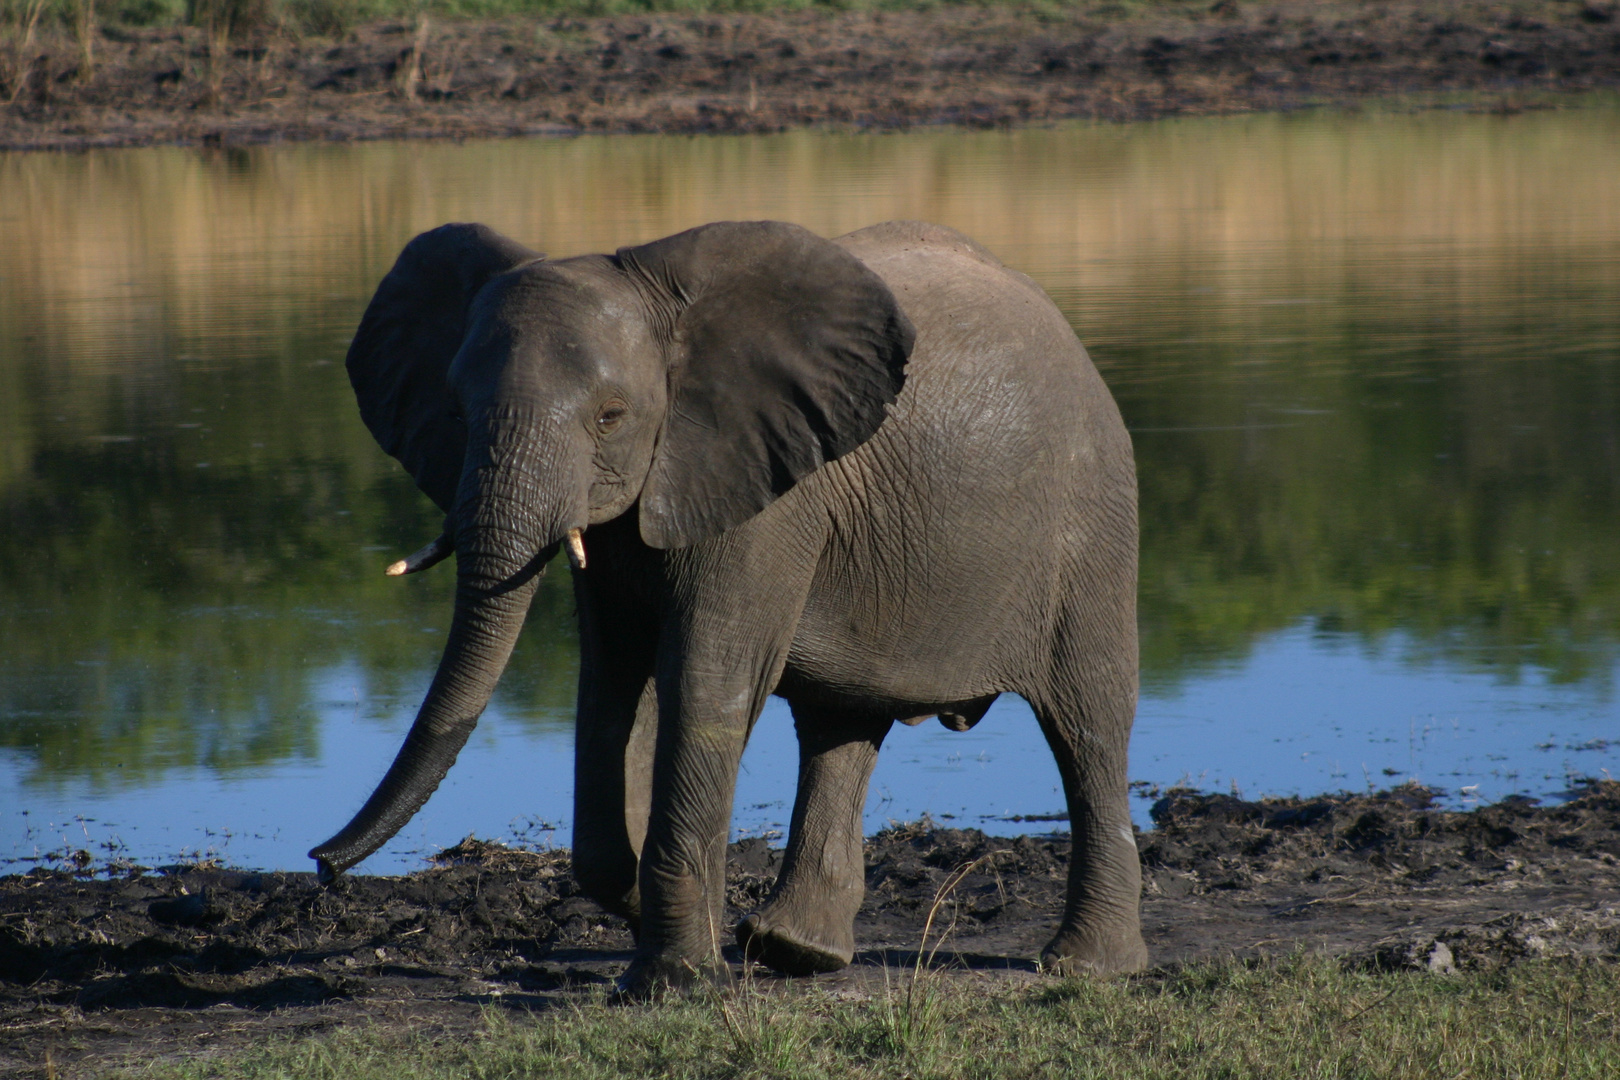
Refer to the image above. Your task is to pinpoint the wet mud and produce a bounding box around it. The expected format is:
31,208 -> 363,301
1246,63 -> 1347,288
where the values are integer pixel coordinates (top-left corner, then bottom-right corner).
2,781 -> 1616,1075
2,0 -> 1618,151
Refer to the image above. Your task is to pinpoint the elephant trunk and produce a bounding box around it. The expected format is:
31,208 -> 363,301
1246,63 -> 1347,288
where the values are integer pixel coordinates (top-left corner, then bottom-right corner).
309,458 -> 575,881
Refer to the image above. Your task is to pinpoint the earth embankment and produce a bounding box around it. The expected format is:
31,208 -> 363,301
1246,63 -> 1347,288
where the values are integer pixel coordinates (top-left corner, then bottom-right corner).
2,0 -> 1618,150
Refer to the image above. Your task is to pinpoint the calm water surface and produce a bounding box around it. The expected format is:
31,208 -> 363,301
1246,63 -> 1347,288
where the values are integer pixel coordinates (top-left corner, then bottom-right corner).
3,107 -> 1618,872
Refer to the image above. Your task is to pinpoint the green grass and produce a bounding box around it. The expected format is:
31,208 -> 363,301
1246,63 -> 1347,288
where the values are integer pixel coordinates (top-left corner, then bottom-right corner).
125,955 -> 1620,1079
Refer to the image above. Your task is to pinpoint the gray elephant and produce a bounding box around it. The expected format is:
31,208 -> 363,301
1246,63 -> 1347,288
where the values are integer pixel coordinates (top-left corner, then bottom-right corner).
309,219 -> 1146,997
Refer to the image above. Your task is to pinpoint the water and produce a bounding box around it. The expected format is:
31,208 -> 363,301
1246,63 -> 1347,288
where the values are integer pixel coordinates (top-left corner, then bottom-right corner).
2,107 -> 1617,873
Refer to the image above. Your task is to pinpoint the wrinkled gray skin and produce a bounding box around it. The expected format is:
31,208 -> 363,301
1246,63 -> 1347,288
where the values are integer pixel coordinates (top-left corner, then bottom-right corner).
310,220 -> 1147,998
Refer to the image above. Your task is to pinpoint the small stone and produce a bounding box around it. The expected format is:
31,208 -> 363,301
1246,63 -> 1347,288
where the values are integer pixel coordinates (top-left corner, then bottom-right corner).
1426,940 -> 1456,975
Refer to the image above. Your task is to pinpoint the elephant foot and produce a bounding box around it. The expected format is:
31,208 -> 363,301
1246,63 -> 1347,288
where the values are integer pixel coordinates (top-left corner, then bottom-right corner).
1038,926 -> 1149,977
735,911 -> 853,976
612,952 -> 734,1003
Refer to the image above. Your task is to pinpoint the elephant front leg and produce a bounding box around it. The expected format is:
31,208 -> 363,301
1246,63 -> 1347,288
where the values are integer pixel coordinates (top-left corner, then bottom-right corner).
615,547 -> 815,998
571,674 -> 657,930
616,690 -> 759,998
570,556 -> 660,930
737,705 -> 890,975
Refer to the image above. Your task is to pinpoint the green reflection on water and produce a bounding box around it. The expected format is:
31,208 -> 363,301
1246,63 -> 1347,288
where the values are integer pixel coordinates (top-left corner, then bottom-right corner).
2,107 -> 1617,789
1110,250 -> 1620,693
0,338 -> 581,791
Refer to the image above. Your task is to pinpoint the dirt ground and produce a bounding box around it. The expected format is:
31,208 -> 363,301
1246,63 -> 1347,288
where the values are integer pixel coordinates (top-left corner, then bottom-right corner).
2,781 -> 1616,1076
1,0 -> 1618,151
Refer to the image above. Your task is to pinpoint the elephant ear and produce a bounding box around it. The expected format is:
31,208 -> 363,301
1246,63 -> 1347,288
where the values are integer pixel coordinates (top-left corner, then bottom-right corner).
347,224 -> 542,513
620,221 -> 914,549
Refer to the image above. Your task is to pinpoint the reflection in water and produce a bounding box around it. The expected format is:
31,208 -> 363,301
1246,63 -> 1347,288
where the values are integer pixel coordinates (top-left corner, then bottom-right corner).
2,108 -> 1618,868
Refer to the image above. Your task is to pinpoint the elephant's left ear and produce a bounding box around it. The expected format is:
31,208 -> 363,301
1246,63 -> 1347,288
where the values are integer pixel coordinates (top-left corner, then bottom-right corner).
348,224 -> 542,514
620,221 -> 914,549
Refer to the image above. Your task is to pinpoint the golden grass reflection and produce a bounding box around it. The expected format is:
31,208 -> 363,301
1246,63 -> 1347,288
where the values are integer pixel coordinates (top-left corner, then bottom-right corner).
4,108 -> 1618,376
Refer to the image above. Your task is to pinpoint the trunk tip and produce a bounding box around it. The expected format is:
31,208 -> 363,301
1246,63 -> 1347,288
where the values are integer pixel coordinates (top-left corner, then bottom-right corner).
311,854 -> 341,886
309,842 -> 347,884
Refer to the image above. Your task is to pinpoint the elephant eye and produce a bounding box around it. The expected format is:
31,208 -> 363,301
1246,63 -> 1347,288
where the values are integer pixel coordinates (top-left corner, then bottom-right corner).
595,401 -> 628,435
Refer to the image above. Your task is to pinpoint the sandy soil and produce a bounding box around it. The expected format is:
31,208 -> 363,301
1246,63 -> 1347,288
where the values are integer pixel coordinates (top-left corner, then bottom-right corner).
2,781 -> 1616,1076
1,0 -> 1618,150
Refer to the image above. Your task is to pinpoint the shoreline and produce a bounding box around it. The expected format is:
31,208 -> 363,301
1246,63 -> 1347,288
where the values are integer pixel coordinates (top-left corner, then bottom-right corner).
3,781 -> 1616,1074
3,0 -> 1618,152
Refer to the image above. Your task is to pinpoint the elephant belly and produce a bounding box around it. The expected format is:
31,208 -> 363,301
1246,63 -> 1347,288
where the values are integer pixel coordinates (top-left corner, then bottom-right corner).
779,221 -> 1134,715
779,378 -> 1075,710
781,540 -> 1038,712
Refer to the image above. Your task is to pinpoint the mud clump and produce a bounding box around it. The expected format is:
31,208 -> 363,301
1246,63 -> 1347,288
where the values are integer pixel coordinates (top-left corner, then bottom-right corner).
2,0 -> 1618,151
1,843 -> 610,1011
2,783 -> 1617,1076
1136,781 -> 1620,972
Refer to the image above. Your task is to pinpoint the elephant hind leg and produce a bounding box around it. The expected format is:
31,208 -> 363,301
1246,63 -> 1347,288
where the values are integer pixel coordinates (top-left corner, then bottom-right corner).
1025,615 -> 1148,976
736,704 -> 891,976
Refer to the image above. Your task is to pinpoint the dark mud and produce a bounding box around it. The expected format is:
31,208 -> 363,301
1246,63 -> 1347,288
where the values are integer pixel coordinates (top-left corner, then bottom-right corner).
3,781 -> 1616,1076
2,0 -> 1618,151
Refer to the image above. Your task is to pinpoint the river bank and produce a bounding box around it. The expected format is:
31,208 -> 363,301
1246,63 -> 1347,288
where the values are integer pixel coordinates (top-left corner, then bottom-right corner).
2,781 -> 1616,1075
2,0 -> 1618,151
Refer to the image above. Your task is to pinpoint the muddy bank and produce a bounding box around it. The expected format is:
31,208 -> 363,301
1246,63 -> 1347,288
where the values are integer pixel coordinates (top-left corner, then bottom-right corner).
2,781 -> 1616,1075
2,0 -> 1618,151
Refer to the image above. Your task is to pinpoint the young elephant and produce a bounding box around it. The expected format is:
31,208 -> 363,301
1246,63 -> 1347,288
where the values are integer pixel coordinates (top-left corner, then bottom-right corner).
309,219 -> 1147,996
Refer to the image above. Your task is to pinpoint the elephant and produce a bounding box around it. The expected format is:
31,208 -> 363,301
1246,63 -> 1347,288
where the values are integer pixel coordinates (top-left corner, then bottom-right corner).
308,218 -> 1147,997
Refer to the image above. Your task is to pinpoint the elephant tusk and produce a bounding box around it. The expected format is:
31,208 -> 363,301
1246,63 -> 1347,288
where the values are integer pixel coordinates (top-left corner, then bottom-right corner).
385,533 -> 453,577
566,527 -> 587,571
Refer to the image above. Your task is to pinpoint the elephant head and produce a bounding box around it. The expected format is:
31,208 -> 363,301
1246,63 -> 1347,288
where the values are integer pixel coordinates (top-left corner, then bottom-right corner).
308,220 -> 914,881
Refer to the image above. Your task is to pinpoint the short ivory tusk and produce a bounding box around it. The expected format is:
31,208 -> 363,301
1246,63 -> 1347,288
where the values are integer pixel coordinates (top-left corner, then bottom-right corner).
384,533 -> 453,577
566,527 -> 587,571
